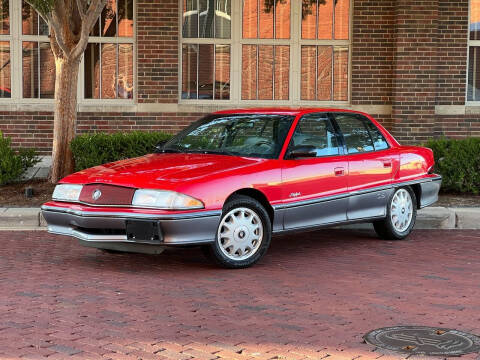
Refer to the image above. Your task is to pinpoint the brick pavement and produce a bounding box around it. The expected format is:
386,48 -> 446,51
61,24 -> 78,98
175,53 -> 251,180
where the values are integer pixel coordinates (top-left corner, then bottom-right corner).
0,229 -> 479,359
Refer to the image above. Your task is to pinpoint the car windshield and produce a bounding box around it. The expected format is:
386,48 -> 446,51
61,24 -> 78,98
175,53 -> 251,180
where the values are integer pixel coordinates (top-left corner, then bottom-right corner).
160,114 -> 295,159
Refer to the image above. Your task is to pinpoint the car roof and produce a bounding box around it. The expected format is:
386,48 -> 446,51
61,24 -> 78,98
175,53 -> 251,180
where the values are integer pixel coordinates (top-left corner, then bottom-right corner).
213,108 -> 369,117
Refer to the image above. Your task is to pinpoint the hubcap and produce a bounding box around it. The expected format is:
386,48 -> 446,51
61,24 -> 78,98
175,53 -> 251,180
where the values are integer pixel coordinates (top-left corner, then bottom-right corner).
391,189 -> 413,233
217,207 -> 263,261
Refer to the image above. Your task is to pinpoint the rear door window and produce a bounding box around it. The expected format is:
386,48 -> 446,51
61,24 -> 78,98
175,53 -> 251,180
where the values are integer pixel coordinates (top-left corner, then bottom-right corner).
334,114 -> 375,154
364,120 -> 389,151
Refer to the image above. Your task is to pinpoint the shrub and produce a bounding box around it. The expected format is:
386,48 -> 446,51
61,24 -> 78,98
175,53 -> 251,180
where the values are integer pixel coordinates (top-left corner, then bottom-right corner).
426,137 -> 480,194
0,132 -> 41,186
71,131 -> 173,171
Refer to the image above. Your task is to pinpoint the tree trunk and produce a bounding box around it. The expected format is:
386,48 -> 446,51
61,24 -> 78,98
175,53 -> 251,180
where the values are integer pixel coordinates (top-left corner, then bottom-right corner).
50,57 -> 80,183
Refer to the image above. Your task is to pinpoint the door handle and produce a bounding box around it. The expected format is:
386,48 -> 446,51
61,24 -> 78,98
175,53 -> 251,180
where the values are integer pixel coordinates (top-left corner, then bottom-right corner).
383,161 -> 392,168
334,167 -> 345,176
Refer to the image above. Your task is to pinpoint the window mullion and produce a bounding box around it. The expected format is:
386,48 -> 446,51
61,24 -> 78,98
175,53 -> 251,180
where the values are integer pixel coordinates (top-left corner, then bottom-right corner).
11,0 -> 21,101
290,0 -> 301,103
231,0 -> 241,102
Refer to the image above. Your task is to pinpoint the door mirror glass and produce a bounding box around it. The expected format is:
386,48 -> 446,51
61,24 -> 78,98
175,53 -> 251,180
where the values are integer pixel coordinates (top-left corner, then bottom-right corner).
154,140 -> 168,152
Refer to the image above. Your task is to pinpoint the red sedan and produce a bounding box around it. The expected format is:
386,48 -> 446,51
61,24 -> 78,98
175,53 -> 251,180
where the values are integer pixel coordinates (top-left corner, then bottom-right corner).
42,109 -> 441,268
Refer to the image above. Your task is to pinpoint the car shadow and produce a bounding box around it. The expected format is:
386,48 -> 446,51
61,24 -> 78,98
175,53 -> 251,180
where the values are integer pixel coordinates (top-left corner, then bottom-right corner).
64,228 -> 387,273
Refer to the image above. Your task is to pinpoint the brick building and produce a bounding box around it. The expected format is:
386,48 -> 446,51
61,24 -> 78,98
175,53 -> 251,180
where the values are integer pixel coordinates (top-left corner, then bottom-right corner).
0,0 -> 478,155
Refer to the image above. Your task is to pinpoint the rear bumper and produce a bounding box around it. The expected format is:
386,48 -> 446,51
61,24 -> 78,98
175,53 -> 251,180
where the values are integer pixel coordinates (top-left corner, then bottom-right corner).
418,175 -> 442,208
41,205 -> 220,246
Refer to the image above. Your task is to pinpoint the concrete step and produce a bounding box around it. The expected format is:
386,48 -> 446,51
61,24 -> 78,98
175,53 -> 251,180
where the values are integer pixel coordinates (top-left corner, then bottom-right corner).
453,208 -> 480,229
0,208 -> 44,228
416,207 -> 456,229
331,207 -> 477,230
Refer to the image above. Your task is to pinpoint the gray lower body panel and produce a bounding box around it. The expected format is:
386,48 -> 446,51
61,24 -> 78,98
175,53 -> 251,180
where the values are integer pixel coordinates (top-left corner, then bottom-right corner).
419,178 -> 442,208
274,176 -> 442,232
347,188 -> 394,220
282,197 -> 348,230
42,207 -> 220,248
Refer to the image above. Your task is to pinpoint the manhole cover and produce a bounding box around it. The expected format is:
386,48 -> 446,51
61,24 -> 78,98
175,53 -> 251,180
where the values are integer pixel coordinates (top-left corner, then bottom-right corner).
364,326 -> 480,357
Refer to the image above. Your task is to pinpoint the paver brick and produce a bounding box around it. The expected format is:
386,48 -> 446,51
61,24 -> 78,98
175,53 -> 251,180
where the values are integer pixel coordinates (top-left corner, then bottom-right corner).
0,230 -> 480,359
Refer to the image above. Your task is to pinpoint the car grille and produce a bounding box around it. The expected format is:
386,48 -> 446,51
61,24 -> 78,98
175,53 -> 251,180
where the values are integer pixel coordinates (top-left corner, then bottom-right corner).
79,184 -> 136,206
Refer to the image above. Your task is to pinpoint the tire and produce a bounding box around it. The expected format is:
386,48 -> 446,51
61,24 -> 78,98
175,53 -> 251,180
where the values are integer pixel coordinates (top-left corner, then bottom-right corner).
373,186 -> 417,240
203,195 -> 272,269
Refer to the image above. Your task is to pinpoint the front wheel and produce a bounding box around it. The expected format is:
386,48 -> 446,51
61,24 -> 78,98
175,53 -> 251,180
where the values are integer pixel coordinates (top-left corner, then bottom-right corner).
373,187 -> 417,240
203,195 -> 272,268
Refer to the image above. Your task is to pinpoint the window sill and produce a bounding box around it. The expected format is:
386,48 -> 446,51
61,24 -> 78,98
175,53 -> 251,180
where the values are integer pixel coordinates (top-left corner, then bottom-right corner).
0,101 -> 137,113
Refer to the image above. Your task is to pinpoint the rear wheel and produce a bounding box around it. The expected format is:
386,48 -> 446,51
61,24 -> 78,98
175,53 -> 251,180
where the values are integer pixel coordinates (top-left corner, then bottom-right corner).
373,187 -> 417,240
203,195 -> 272,268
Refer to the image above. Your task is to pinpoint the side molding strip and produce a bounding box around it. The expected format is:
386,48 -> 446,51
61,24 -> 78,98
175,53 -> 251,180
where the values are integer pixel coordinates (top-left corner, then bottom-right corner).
273,176 -> 442,210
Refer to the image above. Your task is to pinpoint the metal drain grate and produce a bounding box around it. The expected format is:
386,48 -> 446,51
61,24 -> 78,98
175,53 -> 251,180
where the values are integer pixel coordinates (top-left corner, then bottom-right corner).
364,326 -> 480,357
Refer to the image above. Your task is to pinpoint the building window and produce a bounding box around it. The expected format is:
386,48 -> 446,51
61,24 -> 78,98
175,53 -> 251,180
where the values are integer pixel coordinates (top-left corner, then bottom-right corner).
180,0 -> 351,104
84,0 -> 135,100
22,2 -> 54,99
241,0 -> 290,100
181,0 -> 232,100
469,0 -> 480,101
0,1 -> 135,103
0,1 -> 10,98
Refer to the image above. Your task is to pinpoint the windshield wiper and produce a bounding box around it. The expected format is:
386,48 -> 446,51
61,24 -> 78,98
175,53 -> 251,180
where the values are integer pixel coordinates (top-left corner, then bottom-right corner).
200,150 -> 238,156
156,147 -> 238,156
158,147 -> 183,153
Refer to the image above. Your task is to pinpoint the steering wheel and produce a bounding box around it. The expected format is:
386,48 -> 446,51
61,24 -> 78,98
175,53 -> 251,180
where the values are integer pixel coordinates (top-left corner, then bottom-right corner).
254,140 -> 272,147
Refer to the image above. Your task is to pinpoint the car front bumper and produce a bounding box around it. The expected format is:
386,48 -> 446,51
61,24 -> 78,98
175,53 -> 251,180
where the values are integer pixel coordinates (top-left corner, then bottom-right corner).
41,205 -> 220,247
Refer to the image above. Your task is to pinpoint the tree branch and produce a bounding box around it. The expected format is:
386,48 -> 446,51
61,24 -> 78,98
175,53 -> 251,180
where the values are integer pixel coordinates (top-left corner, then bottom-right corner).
71,0 -> 107,59
24,1 -> 50,29
76,0 -> 86,20
46,13 -> 71,56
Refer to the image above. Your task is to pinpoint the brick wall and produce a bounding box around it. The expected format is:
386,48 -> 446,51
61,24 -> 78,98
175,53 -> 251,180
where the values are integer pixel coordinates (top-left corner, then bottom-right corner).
434,0 -> 480,139
352,1 -> 395,106
0,0 -> 478,155
351,0 -> 395,131
137,0 -> 179,103
391,0 -> 439,143
437,0 -> 468,106
0,111 -> 203,155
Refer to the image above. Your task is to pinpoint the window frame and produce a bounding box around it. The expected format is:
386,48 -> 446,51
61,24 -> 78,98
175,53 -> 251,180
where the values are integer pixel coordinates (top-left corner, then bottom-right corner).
467,0 -> 480,104
283,112 -> 345,160
0,0 -> 17,104
178,0 -> 352,106
0,0 -> 136,105
331,112 -> 390,156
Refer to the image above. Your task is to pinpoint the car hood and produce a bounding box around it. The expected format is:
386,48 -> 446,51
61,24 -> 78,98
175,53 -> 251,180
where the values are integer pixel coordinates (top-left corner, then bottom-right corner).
62,153 -> 266,189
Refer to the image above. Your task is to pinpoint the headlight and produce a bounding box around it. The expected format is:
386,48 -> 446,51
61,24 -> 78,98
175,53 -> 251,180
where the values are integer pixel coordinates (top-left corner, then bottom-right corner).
52,184 -> 83,201
132,189 -> 204,210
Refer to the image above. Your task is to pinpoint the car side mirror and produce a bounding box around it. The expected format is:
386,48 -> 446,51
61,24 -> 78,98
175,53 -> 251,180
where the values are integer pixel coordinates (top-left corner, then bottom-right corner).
154,140 -> 168,152
286,145 -> 317,159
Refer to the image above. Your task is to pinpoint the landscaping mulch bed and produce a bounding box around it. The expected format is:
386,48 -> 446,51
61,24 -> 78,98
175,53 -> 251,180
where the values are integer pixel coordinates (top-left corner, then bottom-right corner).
0,179 -> 56,207
436,194 -> 480,208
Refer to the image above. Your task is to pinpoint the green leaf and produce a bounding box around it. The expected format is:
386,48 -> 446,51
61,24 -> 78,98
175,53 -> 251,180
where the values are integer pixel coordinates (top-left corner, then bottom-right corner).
25,0 -> 56,17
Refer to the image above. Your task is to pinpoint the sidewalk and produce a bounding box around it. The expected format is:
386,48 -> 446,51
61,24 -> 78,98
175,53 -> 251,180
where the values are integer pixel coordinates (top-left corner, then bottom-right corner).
0,206 -> 479,231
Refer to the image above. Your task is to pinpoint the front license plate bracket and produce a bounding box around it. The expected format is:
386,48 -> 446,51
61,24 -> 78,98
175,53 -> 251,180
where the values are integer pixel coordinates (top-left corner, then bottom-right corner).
126,220 -> 163,242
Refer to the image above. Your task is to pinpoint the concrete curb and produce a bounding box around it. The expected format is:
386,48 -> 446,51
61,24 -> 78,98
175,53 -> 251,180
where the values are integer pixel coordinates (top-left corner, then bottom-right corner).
0,206 -> 479,231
